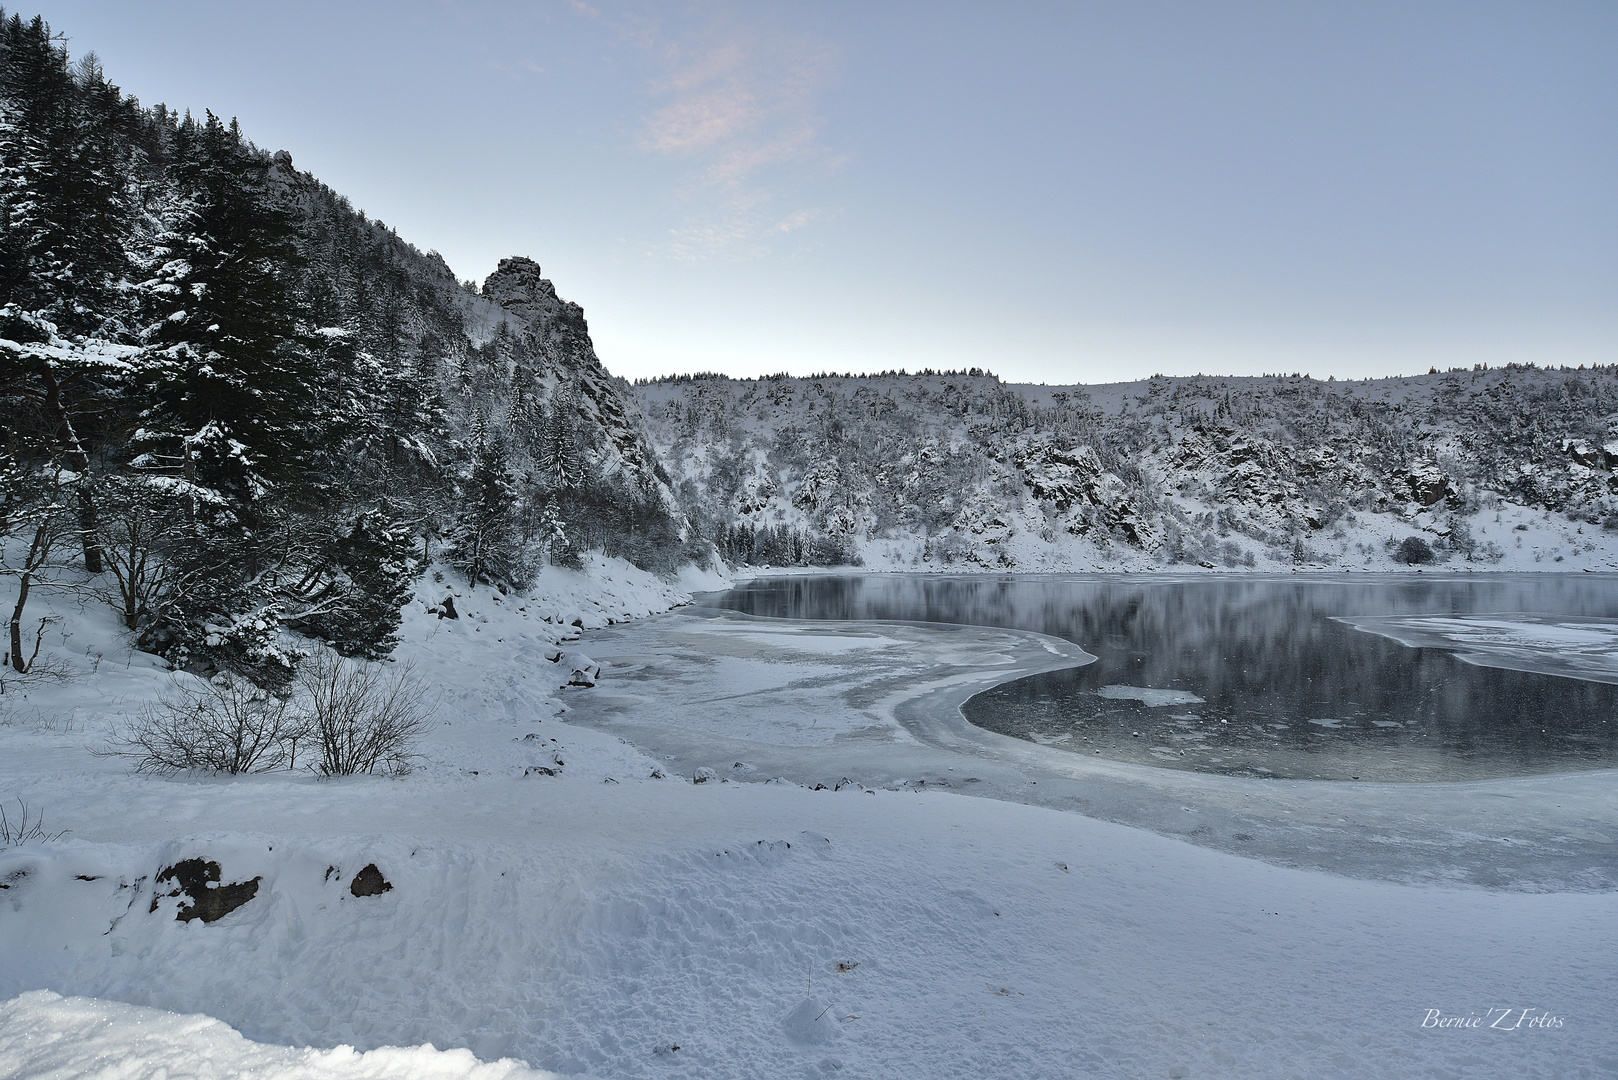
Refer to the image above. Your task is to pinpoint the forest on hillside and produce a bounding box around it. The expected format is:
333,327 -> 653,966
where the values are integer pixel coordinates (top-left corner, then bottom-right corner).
5,6 -> 1615,696
634,365 -> 1618,570
0,11 -> 686,688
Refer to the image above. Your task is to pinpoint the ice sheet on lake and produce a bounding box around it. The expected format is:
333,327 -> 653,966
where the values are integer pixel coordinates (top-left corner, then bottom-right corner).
727,626 -> 909,654
1336,613 -> 1618,684
1095,685 -> 1206,707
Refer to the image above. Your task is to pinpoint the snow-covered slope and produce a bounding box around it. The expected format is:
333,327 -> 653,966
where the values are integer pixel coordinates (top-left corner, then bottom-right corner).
3,566 -> 1614,1078
634,368 -> 1618,572
3,515 -> 1614,1078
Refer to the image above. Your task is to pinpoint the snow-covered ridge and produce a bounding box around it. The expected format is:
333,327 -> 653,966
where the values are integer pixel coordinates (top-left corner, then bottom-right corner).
633,368 -> 1618,572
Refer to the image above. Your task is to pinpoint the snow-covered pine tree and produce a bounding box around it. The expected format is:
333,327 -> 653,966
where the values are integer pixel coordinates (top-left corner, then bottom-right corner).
537,495 -> 566,567
134,110 -> 320,509
0,12 -> 135,328
289,508 -> 416,659
446,417 -> 525,589
0,16 -> 146,573
118,111 -> 329,683
535,384 -> 586,492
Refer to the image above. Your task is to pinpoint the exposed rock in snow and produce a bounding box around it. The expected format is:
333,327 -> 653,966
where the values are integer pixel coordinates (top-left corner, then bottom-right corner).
154,858 -> 262,924
555,649 -> 600,688
349,864 -> 393,898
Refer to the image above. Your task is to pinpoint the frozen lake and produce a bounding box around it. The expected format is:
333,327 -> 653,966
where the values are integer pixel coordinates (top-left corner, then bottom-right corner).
707,573 -> 1618,781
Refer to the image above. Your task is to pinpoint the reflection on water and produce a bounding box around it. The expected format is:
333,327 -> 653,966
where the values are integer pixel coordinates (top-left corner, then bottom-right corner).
707,574 -> 1618,781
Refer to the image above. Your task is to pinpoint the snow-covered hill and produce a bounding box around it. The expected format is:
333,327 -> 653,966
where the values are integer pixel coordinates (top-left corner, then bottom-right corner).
634,367 -> 1618,572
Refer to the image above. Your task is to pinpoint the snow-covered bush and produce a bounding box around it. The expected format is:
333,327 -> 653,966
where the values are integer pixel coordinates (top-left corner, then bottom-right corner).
297,651 -> 434,776
1395,536 -> 1436,565
116,677 -> 306,774
1443,516 -> 1477,560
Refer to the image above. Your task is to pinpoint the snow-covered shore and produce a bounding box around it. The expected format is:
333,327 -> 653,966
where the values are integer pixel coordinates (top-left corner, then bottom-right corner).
3,562 -> 1616,1078
2,992 -> 559,1080
560,607 -> 1618,892
720,492 -> 1618,576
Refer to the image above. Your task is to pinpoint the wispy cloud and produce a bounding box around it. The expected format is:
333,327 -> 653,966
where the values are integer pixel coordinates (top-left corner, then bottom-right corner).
643,85 -> 758,156
583,5 -> 842,260
659,195 -> 835,263
482,56 -> 545,81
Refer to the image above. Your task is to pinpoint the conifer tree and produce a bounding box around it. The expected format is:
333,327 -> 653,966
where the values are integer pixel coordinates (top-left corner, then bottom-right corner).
535,384 -> 586,491
291,509 -> 416,659
0,15 -> 134,330
447,417 -> 523,588
134,111 -> 318,514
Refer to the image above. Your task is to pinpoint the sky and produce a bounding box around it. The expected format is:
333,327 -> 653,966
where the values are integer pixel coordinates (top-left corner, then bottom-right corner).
26,0 -> 1618,384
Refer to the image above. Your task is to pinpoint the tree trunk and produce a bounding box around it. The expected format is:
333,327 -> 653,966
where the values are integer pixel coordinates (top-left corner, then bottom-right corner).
9,520 -> 56,673
36,362 -> 104,573
76,486 -> 102,573
8,573 -> 29,673
120,582 -> 139,630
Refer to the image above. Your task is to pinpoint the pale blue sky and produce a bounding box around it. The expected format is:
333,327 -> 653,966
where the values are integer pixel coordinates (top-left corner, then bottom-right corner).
32,1 -> 1618,382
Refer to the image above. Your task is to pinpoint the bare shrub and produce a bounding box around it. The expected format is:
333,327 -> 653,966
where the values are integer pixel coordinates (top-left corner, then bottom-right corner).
298,651 -> 435,776
0,798 -> 68,846
115,676 -> 307,774
0,652 -> 73,721
95,475 -> 187,631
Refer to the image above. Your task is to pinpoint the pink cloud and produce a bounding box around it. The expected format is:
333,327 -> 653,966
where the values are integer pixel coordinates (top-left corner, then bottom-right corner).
607,9 -> 842,258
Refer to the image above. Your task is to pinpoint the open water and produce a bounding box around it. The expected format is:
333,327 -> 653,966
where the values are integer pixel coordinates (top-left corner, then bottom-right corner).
707,573 -> 1618,781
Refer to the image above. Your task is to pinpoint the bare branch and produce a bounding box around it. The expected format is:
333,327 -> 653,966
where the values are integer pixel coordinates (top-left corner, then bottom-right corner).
298,651 -> 436,776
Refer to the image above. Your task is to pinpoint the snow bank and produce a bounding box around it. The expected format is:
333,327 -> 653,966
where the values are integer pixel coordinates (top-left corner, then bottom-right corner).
6,778 -> 1615,1079
0,991 -> 558,1080
436,552 -> 711,631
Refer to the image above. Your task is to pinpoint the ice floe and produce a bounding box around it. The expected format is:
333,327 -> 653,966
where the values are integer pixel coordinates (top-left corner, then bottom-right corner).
1095,685 -> 1207,707
1336,613 -> 1618,684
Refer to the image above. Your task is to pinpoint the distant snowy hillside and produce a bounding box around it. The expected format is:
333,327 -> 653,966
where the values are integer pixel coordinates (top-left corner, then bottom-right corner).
634,367 -> 1618,572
